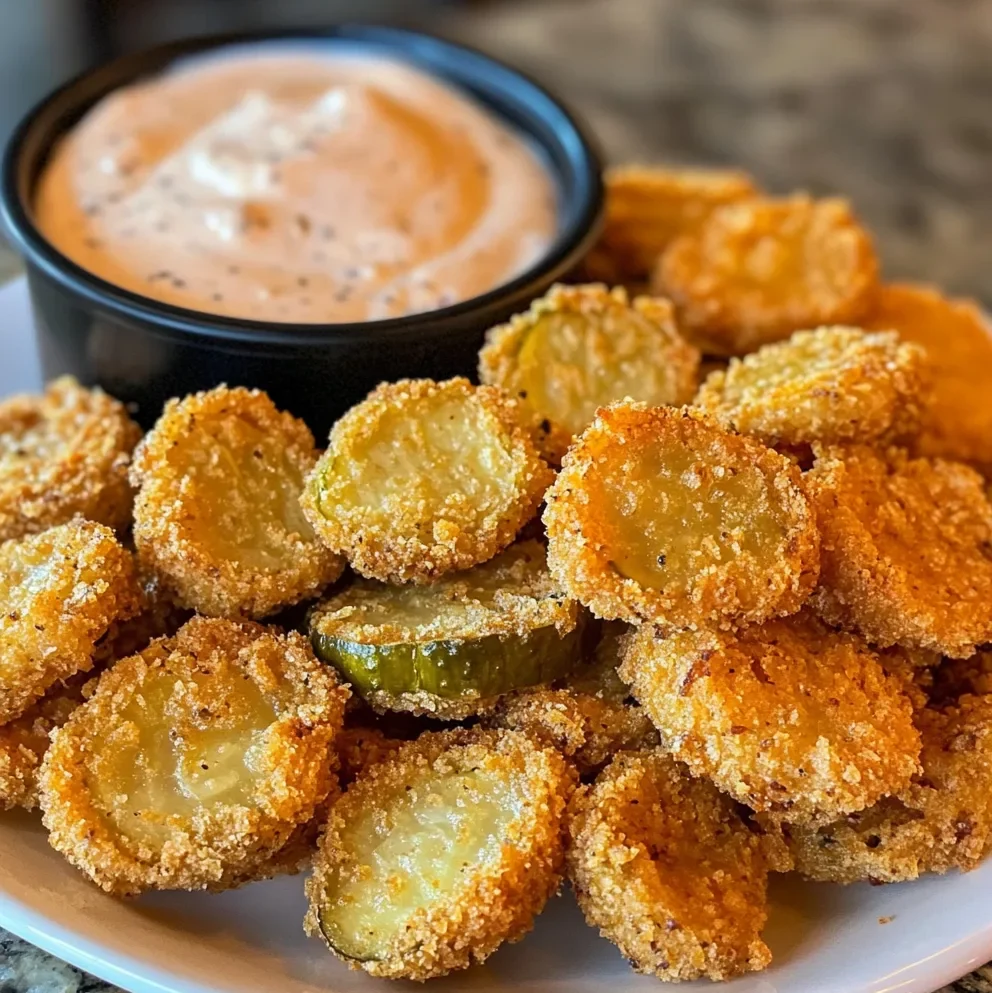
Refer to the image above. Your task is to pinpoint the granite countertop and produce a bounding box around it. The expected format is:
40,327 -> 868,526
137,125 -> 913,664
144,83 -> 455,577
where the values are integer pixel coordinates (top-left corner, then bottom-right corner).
3,0 -> 992,990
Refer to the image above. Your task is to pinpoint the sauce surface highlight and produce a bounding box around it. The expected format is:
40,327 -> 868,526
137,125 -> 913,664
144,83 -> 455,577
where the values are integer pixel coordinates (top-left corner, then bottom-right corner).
34,50 -> 557,323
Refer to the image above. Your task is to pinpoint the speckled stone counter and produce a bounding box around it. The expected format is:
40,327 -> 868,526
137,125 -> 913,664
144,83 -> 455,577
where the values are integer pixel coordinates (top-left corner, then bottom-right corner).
3,0 -> 992,990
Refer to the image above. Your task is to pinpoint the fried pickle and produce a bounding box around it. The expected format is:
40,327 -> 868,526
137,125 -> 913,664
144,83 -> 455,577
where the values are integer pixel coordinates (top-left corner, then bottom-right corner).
334,726 -> 404,787
619,613 -> 921,824
807,444 -> 992,658
0,376 -> 141,541
130,386 -> 343,619
305,728 -> 576,981
302,377 -> 553,584
694,326 -> 929,446
479,284 -> 699,462
543,402 -> 818,629
0,521 -> 141,723
655,195 -> 879,355
567,750 -> 771,981
863,283 -> 992,472
40,616 -> 349,896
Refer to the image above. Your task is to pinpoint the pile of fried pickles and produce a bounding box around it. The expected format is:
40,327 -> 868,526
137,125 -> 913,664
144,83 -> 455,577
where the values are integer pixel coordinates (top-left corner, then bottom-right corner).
3,166 -> 992,985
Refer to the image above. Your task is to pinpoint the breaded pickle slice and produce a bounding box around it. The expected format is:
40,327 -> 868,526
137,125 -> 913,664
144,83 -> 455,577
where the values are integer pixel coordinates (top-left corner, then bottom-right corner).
695,326 -> 930,446
302,377 -> 553,584
619,612 -> 921,824
543,402 -> 819,629
479,284 -> 699,462
567,750 -> 772,981
305,728 -> 576,980
655,195 -> 879,355
310,541 -> 583,718
40,617 -> 349,895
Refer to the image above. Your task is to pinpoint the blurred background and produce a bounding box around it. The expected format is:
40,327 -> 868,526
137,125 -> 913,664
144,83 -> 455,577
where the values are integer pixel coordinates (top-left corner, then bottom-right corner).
1,0 -> 989,303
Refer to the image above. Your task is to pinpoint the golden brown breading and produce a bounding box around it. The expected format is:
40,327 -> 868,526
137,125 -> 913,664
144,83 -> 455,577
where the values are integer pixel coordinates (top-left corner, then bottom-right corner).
655,195 -> 879,355
807,444 -> 992,658
694,326 -> 930,446
334,727 -> 404,787
862,283 -> 992,471
0,521 -> 142,723
543,402 -> 819,629
567,750 -> 771,981
928,650 -> 992,704
785,693 -> 992,883
302,377 -> 553,584
131,386 -> 343,619
578,165 -> 759,284
479,284 -> 699,462
305,728 -> 576,981
619,613 -> 921,824
0,376 -> 141,541
40,616 -> 349,896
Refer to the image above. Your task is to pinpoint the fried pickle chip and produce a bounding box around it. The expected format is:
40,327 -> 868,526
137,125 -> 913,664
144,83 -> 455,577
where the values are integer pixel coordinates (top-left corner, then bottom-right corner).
694,326 -> 930,446
302,377 -> 553,584
786,693 -> 992,883
131,386 -> 343,619
489,621 -> 657,774
543,402 -> 818,629
863,283 -> 992,471
40,616 -> 349,896
335,727 -> 404,787
579,165 -> 759,284
655,195 -> 879,355
807,444 -> 992,657
0,376 -> 141,541
567,750 -> 771,981
619,613 -> 921,824
305,728 -> 576,981
478,284 -> 699,462
0,521 -> 141,723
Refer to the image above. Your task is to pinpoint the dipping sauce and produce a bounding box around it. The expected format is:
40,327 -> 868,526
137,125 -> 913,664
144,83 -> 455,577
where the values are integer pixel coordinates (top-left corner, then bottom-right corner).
34,49 -> 557,323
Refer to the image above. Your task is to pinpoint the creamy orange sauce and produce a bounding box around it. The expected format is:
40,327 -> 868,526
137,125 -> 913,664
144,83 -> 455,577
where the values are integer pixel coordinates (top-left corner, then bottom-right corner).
34,49 -> 557,323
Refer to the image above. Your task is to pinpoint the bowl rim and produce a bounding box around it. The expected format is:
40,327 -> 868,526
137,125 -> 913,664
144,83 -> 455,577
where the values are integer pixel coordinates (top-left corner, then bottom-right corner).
0,24 -> 604,346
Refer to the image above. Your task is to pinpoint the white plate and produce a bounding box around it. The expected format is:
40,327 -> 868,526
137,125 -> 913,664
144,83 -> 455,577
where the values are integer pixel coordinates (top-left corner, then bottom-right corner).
0,273 -> 989,993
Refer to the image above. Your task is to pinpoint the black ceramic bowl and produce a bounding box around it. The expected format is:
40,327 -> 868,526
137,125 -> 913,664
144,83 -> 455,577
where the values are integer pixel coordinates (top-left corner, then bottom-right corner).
0,26 -> 603,435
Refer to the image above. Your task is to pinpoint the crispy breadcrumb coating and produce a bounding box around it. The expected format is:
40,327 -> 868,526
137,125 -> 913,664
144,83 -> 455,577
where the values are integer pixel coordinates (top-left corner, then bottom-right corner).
335,726 -> 403,786
863,283 -> 992,471
579,165 -> 759,284
807,444 -> 992,658
40,616 -> 349,896
929,650 -> 992,704
786,692 -> 992,883
0,376 -> 141,541
655,195 -> 879,355
479,284 -> 699,462
305,728 -> 576,981
302,378 -> 553,584
619,613 -> 921,824
0,521 -> 142,723
131,386 -> 343,619
567,750 -> 771,981
694,326 -> 930,446
543,402 -> 818,629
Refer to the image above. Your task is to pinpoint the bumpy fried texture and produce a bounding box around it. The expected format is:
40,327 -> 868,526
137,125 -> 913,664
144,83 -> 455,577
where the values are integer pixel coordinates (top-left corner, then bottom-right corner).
619,613 -> 921,824
543,402 -> 818,629
335,727 -> 404,787
655,196 -> 879,355
489,622 -> 657,775
0,376 -> 141,541
305,728 -> 576,981
131,386 -> 343,619
0,521 -> 141,723
567,750 -> 771,981
694,326 -> 930,447
479,284 -> 699,462
39,617 -> 349,896
807,445 -> 992,658
579,166 -> 759,284
863,283 -> 992,472
302,378 -> 553,584
786,693 -> 992,883
929,650 -> 992,704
